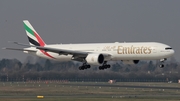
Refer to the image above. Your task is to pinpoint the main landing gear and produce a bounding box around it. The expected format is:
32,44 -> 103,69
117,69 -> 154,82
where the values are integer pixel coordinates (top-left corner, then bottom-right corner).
79,63 -> 91,70
99,61 -> 111,70
159,58 -> 167,68
79,61 -> 111,70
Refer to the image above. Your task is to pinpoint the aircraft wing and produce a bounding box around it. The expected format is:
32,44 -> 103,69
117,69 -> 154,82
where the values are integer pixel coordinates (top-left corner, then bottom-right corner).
36,46 -> 111,58
38,46 -> 88,57
4,41 -> 111,61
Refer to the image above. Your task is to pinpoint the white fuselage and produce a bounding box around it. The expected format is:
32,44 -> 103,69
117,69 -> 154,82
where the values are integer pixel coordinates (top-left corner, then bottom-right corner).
27,42 -> 174,62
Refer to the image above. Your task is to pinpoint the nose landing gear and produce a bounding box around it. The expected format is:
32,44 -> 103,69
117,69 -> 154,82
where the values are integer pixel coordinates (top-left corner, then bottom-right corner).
158,58 -> 167,68
159,64 -> 164,68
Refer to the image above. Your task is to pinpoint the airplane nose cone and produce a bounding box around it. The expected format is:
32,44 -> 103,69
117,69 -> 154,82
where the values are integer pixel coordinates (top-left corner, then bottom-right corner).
168,49 -> 175,57
171,49 -> 175,55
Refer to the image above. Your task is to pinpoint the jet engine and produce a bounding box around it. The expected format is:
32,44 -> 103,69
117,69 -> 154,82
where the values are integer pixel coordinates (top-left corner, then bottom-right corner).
86,53 -> 104,66
122,60 -> 139,64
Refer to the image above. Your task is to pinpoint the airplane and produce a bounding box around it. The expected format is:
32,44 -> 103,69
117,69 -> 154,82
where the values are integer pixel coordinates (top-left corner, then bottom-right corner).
3,20 -> 175,70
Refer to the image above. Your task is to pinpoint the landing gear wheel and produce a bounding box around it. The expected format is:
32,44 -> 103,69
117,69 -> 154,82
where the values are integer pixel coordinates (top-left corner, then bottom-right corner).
79,66 -> 82,70
98,61 -> 111,70
86,65 -> 91,68
79,66 -> 85,70
159,64 -> 164,68
99,66 -> 104,70
106,64 -> 111,68
84,66 -> 87,69
79,64 -> 91,70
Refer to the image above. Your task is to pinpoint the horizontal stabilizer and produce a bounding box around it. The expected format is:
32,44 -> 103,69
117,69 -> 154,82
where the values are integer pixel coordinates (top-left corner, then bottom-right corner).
8,41 -> 35,47
2,47 -> 37,52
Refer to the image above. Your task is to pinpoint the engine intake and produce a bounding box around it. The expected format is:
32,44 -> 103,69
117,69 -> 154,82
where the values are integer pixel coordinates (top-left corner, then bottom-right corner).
86,53 -> 104,66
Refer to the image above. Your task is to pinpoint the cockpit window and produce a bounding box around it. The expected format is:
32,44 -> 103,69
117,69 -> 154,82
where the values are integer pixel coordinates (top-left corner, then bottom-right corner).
165,47 -> 173,50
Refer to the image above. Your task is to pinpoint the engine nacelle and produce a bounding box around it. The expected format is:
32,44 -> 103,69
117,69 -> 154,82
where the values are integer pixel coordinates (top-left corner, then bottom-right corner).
122,60 -> 139,64
86,53 -> 104,66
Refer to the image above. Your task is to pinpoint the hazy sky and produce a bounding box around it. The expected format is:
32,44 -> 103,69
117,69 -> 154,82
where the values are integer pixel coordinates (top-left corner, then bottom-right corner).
0,0 -> 180,61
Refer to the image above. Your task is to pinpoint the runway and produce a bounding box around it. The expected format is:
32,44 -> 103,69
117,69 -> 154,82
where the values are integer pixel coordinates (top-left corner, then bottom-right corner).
62,83 -> 180,90
0,82 -> 180,100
